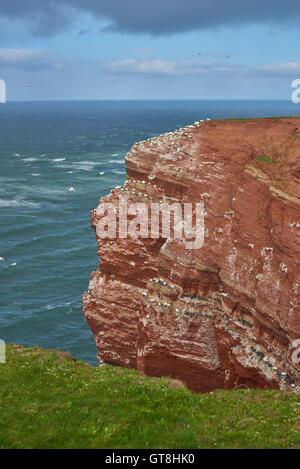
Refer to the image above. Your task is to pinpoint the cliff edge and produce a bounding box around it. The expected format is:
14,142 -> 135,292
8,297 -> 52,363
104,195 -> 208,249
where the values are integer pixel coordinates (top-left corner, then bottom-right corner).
83,118 -> 300,392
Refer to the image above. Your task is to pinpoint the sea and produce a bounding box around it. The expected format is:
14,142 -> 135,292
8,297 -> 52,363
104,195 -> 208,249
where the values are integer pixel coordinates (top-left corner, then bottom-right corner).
0,100 -> 299,365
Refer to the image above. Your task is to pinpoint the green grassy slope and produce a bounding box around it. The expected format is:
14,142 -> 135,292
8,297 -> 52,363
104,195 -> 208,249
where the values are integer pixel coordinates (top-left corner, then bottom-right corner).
0,345 -> 299,449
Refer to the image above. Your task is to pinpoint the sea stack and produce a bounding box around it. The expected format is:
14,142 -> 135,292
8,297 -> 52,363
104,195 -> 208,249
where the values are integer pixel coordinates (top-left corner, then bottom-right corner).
83,118 -> 300,392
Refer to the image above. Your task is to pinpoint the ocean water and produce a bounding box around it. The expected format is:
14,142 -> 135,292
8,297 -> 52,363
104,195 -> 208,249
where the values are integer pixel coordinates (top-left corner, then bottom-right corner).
0,100 -> 299,365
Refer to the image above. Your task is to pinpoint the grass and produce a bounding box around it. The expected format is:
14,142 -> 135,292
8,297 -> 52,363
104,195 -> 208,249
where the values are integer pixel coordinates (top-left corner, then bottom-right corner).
256,153 -> 280,166
0,344 -> 300,449
214,116 -> 300,123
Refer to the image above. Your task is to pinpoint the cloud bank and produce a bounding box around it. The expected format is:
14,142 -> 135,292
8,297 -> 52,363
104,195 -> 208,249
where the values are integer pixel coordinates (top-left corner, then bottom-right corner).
0,49 -> 58,70
103,58 -> 300,78
1,0 -> 300,36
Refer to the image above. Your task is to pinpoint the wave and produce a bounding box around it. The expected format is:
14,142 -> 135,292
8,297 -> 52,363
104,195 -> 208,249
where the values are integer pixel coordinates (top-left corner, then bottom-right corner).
52,158 -> 66,162
0,198 -> 41,208
69,161 -> 105,171
109,159 -> 125,164
112,169 -> 126,175
77,160 -> 104,166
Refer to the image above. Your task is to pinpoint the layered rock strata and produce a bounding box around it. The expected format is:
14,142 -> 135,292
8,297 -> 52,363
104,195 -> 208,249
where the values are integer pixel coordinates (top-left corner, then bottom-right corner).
83,118 -> 300,392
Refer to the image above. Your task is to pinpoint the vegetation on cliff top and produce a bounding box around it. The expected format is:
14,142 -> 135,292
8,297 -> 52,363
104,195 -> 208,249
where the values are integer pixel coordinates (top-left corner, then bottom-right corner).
0,345 -> 299,449
256,153 -> 280,166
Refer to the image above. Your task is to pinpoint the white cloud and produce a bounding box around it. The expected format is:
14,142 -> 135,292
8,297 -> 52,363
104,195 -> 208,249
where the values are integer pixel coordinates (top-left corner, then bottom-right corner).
103,57 -> 300,81
0,49 -> 54,69
103,58 -> 244,76
104,59 -> 176,75
256,62 -> 300,75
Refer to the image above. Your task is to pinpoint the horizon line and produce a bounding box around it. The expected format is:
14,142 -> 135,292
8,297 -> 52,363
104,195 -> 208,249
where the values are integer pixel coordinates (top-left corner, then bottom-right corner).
0,98 -> 296,103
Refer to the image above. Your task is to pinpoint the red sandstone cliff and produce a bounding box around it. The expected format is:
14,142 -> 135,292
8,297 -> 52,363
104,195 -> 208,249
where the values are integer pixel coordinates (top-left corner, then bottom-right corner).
83,118 -> 300,392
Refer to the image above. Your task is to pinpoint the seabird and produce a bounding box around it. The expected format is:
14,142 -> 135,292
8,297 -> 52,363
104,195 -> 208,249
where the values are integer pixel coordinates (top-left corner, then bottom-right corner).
68,187 -> 76,192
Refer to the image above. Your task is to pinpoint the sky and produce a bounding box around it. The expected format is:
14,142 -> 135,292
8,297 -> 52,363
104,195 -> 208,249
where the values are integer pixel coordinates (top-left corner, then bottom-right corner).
1,0 -> 300,100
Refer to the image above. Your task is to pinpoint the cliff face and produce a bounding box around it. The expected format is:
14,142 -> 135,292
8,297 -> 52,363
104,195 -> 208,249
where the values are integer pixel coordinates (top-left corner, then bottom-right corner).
83,118 -> 300,392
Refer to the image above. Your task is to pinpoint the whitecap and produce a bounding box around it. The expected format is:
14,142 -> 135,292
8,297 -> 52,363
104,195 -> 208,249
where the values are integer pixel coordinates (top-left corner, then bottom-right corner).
71,161 -> 104,171
110,153 -> 120,157
31,173 -> 41,177
109,159 -> 125,164
53,158 -> 66,162
0,198 -> 41,208
112,169 -> 126,175
99,171 -> 105,175
23,157 -> 38,162
77,160 -> 103,166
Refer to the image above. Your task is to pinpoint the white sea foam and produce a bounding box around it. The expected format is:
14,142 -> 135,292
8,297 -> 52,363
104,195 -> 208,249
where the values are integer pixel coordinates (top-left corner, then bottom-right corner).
69,161 -> 105,171
77,160 -> 103,166
53,158 -> 66,162
109,159 -> 125,164
23,157 -> 39,162
112,169 -> 126,175
0,198 -> 41,208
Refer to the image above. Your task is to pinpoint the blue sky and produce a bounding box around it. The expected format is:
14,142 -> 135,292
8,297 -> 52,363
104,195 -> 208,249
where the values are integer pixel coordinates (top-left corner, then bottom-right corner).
0,1 -> 300,100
